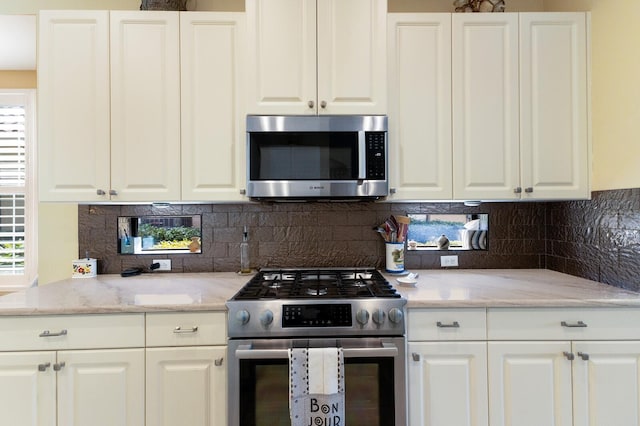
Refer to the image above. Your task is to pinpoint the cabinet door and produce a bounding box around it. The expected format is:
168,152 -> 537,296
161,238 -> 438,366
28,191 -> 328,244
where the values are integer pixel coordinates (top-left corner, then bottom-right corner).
488,342 -> 573,426
0,351 -> 56,426
38,10 -> 111,202
452,14 -> 520,200
246,0 -> 317,114
317,0 -> 387,114
387,13 -> 452,200
408,342 -> 488,426
572,341 -> 640,426
110,11 -> 181,202
57,349 -> 144,426
519,13 -> 589,199
181,12 -> 247,202
146,346 -> 227,426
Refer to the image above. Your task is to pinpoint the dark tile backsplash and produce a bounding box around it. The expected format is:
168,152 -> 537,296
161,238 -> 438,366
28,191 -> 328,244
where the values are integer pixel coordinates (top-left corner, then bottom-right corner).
78,187 -> 640,290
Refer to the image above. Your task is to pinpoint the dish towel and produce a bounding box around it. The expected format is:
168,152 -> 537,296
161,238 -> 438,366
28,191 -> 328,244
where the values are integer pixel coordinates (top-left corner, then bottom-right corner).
289,347 -> 345,426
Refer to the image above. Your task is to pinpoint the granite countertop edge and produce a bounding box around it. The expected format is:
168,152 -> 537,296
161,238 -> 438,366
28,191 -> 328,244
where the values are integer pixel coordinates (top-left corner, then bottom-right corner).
0,269 -> 638,316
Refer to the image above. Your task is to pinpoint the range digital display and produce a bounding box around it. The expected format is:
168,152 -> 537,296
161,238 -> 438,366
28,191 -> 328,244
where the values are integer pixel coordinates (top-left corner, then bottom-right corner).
282,304 -> 352,327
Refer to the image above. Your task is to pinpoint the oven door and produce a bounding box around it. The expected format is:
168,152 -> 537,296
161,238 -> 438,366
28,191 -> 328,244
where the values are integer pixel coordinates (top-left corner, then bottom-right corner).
228,337 -> 406,426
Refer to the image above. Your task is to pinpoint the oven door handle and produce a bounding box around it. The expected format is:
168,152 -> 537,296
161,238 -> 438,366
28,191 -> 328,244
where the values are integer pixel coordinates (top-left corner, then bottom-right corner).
234,343 -> 399,360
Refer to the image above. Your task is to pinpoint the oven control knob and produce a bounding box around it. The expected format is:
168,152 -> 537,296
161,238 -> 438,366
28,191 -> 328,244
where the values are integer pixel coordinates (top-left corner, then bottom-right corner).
356,309 -> 370,325
235,310 -> 251,325
260,310 -> 274,327
372,308 -> 386,325
388,308 -> 404,324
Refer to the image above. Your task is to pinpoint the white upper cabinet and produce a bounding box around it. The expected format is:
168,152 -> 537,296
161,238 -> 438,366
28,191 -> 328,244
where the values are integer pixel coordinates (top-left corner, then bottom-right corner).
452,12 -> 590,201
452,13 -> 520,201
519,13 -> 589,200
387,13 -> 452,200
180,12 -> 247,201
38,10 -> 111,202
246,0 -> 387,115
110,11 -> 182,202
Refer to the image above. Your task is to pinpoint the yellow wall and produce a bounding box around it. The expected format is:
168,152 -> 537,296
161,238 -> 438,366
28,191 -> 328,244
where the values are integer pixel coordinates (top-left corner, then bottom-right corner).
0,71 -> 36,88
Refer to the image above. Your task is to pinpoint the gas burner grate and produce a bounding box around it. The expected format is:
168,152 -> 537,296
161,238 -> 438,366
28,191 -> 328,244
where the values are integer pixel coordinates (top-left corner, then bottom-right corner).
231,268 -> 400,301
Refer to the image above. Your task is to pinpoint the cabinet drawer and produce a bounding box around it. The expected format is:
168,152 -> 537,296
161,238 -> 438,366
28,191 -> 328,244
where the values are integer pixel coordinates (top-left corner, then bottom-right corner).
487,307 -> 640,340
146,311 -> 226,347
0,314 -> 144,351
408,308 -> 486,341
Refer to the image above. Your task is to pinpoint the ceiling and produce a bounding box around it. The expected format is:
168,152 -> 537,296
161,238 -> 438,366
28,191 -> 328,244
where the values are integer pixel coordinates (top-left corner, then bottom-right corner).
0,15 -> 36,70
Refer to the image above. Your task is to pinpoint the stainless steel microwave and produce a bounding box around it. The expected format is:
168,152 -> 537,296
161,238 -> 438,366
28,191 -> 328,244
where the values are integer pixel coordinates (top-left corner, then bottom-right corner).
246,115 -> 388,200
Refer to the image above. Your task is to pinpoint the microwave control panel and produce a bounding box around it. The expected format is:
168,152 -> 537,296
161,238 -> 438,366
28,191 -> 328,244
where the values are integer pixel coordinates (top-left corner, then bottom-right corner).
365,132 -> 386,180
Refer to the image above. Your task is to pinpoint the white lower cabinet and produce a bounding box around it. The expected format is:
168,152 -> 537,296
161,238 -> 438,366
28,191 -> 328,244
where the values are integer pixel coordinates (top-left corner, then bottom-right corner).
145,312 -> 227,426
0,314 -> 145,426
488,341 -> 573,426
57,349 -> 145,426
407,308 -> 488,426
409,307 -> 640,426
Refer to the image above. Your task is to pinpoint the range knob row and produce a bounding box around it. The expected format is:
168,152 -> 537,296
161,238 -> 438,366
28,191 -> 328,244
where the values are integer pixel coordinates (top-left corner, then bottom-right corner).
235,307 -> 404,327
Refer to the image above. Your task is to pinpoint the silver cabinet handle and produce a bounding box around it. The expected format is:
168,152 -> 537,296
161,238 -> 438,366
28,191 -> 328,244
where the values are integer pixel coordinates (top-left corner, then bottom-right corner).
412,353 -> 420,362
563,351 -> 575,361
39,329 -> 68,338
524,187 -> 533,193
308,100 -> 314,109
437,321 -> 460,328
38,362 -> 51,372
320,100 -> 327,109
389,188 -> 397,194
109,189 -> 117,196
53,362 -> 66,371
96,189 -> 106,195
214,358 -> 224,367
239,189 -> 246,195
514,187 -> 522,194
173,326 -> 198,334
561,321 -> 587,328
577,352 -> 590,361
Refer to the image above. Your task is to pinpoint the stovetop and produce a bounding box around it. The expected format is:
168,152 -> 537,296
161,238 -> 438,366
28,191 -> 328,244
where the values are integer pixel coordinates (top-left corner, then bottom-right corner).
230,268 -> 400,301
227,268 -> 406,338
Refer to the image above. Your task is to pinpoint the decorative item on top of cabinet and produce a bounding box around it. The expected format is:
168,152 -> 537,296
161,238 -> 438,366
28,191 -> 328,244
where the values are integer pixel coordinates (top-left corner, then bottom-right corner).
140,0 -> 187,10
454,0 -> 505,12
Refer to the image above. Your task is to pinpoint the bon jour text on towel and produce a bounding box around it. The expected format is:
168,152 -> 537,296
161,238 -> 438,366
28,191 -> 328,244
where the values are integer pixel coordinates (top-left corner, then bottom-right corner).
289,347 -> 345,426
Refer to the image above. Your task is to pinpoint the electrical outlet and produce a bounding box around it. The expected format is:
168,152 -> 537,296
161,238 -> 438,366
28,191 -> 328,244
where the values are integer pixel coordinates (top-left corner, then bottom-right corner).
153,259 -> 171,271
440,255 -> 459,268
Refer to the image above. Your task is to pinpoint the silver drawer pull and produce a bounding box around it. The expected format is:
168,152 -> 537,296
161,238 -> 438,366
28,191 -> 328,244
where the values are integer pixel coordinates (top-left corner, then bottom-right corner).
577,352 -> 590,361
437,321 -> 460,328
214,358 -> 224,367
173,326 -> 198,334
563,351 -> 575,361
39,329 -> 68,338
412,353 -> 421,362
561,321 -> 587,328
38,362 -> 51,372
53,362 -> 66,371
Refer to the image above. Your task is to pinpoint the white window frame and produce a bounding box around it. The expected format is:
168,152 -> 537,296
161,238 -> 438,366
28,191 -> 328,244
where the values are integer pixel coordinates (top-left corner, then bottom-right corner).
0,89 -> 37,290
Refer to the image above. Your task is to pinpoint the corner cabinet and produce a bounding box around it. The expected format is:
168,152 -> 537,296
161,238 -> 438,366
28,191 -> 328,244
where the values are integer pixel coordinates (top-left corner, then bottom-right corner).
38,10 -> 248,203
452,12 -> 590,201
246,0 -> 387,115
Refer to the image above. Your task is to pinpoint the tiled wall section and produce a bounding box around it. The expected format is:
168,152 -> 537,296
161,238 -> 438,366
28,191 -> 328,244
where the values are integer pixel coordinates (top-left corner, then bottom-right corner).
546,188 -> 640,292
78,201 -> 546,275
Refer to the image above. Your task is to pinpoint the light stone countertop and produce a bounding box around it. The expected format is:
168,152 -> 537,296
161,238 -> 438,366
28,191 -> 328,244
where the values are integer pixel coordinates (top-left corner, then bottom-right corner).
0,269 -> 638,316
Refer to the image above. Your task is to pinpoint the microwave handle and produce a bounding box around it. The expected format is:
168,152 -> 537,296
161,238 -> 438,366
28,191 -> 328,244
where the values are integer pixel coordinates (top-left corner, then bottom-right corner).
358,131 -> 367,180
235,343 -> 398,360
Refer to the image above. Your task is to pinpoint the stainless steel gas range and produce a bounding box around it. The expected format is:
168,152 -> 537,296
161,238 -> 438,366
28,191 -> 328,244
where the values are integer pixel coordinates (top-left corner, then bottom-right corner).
226,268 -> 407,426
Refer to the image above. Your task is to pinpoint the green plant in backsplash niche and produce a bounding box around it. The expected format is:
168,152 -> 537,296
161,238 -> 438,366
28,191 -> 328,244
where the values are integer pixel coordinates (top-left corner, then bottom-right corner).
138,223 -> 200,249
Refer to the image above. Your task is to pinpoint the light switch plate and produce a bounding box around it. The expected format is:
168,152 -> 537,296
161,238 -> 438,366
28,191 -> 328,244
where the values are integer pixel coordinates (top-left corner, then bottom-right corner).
440,255 -> 459,268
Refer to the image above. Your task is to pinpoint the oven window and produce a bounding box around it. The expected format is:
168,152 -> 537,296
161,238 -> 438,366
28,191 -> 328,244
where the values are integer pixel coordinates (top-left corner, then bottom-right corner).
249,132 -> 359,181
239,358 -> 395,425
